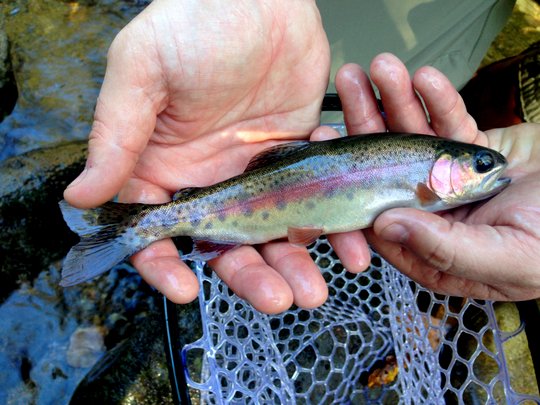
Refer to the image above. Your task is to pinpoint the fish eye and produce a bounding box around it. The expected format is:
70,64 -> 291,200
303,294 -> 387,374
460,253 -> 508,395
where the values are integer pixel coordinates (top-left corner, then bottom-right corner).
473,150 -> 495,173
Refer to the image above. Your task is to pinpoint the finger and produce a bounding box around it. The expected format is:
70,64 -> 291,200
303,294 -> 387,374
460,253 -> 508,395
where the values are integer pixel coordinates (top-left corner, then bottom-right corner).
413,66 -> 486,145
371,208 -> 521,288
365,228 -> 502,299
486,123 -> 540,173
209,246 -> 294,314
328,231 -> 371,273
310,126 -> 342,141
64,32 -> 165,208
370,53 -> 432,134
132,239 -> 199,303
119,177 -> 200,303
260,242 -> 328,309
118,176 -> 173,203
335,63 -> 386,134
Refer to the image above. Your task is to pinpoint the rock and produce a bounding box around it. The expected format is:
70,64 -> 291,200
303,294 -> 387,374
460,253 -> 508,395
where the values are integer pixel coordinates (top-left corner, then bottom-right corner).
0,0 -> 138,160
494,303 -> 540,398
69,301 -> 202,404
0,12 -> 17,121
67,326 -> 106,368
70,312 -> 171,404
0,140 -> 87,301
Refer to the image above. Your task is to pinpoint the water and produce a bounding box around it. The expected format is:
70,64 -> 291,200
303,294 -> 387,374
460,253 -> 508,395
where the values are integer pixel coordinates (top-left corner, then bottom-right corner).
0,0 -> 148,160
0,262 -> 159,404
0,267 -> 86,404
0,1 -> 154,403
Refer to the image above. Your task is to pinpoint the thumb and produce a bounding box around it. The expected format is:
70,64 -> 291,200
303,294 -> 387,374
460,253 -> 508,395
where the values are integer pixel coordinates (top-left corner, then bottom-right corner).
371,208 -> 512,284
63,32 -> 163,208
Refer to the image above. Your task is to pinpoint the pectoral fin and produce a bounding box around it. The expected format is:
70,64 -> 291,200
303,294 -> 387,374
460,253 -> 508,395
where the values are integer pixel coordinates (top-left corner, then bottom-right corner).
416,183 -> 442,206
287,226 -> 323,246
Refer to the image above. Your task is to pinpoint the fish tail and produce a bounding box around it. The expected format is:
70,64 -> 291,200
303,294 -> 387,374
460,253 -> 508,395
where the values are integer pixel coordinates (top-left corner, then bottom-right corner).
58,200 -> 144,287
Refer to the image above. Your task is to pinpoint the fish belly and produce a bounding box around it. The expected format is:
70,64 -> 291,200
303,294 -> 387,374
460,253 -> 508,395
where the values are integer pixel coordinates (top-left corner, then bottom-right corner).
185,185 -> 417,244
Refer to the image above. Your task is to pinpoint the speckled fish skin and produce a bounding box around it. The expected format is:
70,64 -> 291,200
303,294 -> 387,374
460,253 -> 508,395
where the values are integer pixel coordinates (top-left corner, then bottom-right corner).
59,133 -> 510,286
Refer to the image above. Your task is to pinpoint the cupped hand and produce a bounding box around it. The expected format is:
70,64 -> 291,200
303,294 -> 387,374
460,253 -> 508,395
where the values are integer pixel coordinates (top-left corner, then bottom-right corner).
64,0 -> 338,312
336,53 -> 540,301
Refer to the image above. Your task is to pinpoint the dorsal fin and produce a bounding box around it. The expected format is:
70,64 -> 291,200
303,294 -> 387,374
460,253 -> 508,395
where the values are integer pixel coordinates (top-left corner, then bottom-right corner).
244,141 -> 310,172
172,187 -> 203,201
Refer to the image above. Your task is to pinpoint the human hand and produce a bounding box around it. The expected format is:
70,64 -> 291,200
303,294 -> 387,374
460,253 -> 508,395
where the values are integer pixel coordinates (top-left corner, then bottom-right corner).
334,53 -> 540,301
63,0 -> 339,312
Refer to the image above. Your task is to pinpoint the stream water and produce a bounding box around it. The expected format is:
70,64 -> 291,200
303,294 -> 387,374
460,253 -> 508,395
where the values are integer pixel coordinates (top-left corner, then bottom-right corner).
0,1 -> 153,403
0,0 -> 147,160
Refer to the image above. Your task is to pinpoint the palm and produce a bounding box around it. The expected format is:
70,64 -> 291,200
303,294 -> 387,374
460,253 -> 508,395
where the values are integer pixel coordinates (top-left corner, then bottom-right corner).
113,0 -> 330,196
66,0 -> 335,311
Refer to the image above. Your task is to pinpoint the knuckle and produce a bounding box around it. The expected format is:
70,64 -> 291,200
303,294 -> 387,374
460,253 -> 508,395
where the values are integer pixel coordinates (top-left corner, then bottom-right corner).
424,238 -> 455,272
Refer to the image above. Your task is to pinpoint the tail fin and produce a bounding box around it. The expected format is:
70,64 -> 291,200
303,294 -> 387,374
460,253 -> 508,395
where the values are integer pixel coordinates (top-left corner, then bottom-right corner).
59,200 -> 142,287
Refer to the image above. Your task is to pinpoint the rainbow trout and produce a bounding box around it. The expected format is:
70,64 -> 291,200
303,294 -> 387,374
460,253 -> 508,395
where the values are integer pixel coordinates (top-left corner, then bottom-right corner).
59,133 -> 510,286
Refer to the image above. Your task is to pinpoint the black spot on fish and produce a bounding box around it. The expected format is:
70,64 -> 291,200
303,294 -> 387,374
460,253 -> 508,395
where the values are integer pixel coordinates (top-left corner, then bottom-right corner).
305,201 -> 315,210
324,189 -> 336,198
243,207 -> 254,217
151,229 -> 161,238
262,211 -> 270,220
276,200 -> 287,210
190,218 -> 201,227
346,192 -> 354,201
218,213 -> 226,222
204,222 -> 213,230
232,220 -> 239,227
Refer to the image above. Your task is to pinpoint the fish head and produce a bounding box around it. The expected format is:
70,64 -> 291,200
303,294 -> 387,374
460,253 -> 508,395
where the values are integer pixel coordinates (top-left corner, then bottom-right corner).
429,144 -> 510,206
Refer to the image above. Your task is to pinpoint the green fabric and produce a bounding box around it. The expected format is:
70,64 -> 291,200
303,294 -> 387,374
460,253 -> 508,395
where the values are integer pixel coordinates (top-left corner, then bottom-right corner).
317,0 -> 516,91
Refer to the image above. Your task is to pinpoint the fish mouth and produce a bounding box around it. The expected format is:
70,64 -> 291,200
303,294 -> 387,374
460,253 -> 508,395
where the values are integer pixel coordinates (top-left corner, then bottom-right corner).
488,177 -> 511,194
479,163 -> 511,197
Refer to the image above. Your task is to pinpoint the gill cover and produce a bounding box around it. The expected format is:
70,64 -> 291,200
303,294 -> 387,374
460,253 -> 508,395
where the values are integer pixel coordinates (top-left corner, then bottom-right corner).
429,147 -> 508,204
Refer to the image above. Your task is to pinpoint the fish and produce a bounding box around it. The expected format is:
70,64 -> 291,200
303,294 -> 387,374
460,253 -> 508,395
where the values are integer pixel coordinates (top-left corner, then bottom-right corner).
59,132 -> 510,287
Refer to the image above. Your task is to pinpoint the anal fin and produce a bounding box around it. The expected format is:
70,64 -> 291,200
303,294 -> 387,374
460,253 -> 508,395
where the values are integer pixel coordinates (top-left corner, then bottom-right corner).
287,226 -> 323,246
181,239 -> 239,261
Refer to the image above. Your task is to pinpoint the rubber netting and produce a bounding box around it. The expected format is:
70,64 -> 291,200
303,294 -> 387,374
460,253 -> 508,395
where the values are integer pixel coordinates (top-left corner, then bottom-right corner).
182,237 -> 540,404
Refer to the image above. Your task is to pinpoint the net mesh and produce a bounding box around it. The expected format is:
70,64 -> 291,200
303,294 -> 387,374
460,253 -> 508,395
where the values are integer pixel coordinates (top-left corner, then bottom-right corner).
182,237 -> 539,404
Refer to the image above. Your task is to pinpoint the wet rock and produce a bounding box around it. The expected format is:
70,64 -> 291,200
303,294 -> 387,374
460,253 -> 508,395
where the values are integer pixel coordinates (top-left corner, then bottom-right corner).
0,0 -> 144,160
494,302 -> 540,398
0,12 -> 17,120
0,260 -> 171,404
72,313 -> 167,404
0,140 -> 87,301
69,301 -> 202,404
67,326 -> 106,368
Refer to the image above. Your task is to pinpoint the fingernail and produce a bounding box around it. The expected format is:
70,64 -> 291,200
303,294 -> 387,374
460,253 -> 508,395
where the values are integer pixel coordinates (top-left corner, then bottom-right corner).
380,223 -> 409,244
66,167 -> 88,189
